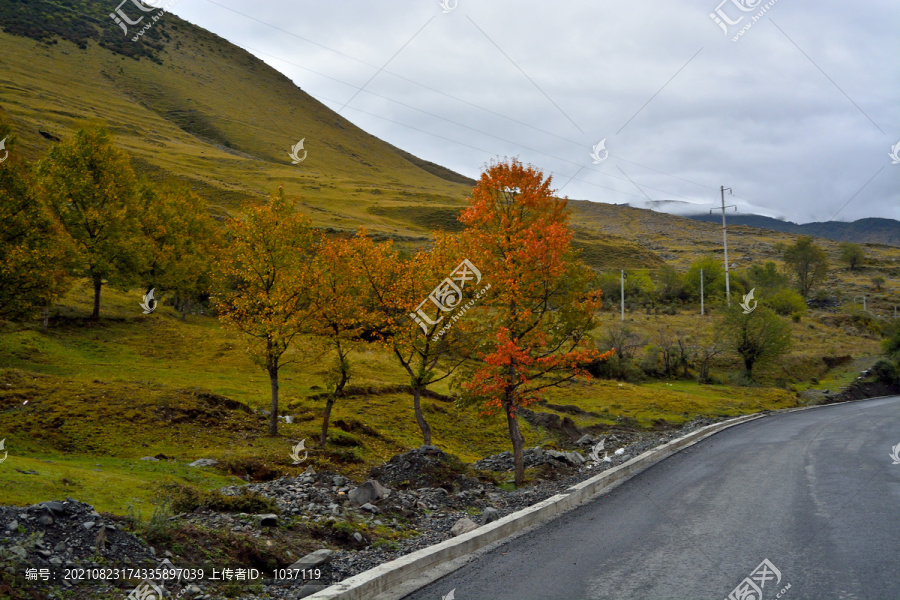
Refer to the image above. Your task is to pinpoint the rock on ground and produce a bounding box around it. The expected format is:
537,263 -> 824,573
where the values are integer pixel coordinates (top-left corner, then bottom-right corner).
450,517 -> 478,536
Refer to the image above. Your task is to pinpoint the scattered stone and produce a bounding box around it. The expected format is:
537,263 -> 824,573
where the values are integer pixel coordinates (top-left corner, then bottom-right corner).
38,515 -> 53,526
257,514 -> 278,527
288,549 -> 333,571
82,521 -> 95,530
5,520 -> 17,531
348,480 -> 388,506
480,507 -> 500,525
94,526 -> 107,550
359,503 -> 379,514
41,501 -> 66,514
49,557 -> 63,567
352,532 -> 364,543
140,456 -> 159,461
188,459 -> 219,468
450,517 -> 478,537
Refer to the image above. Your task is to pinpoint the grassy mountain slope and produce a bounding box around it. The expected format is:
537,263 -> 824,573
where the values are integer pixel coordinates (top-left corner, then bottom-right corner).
0,0 -> 666,264
0,1 -> 470,232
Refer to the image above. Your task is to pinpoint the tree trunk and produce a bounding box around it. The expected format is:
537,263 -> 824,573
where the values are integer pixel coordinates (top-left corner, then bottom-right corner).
506,401 -> 525,486
268,363 -> 279,436
42,308 -> 49,330
320,397 -> 335,446
182,297 -> 190,321
91,275 -> 102,320
321,340 -> 351,446
412,386 -> 432,446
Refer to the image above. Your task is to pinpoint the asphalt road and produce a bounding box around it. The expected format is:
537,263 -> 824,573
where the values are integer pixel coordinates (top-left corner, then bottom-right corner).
403,396 -> 900,600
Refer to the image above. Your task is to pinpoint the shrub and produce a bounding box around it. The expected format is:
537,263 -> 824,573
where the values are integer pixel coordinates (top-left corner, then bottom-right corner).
764,288 -> 807,317
586,353 -> 646,383
883,320 -> 900,358
871,359 -> 899,384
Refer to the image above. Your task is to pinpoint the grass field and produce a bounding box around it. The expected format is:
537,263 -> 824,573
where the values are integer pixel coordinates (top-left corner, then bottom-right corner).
0,277 -> 884,516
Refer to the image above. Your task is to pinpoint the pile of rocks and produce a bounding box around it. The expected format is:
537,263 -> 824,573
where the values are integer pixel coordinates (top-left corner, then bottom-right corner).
0,499 -> 160,596
473,447 -> 588,471
369,445 -> 476,491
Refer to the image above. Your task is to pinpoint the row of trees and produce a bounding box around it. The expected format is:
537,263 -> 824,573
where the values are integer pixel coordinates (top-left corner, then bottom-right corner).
212,161 -> 613,485
0,126 -> 612,485
595,236 -> 836,315
1,124 -> 802,484
593,302 -> 792,385
0,124 -> 218,322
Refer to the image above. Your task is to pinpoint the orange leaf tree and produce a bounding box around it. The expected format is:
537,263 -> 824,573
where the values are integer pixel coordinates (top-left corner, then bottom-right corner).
213,186 -> 317,436
309,230 -> 376,446
457,159 -> 613,485
352,231 -> 477,446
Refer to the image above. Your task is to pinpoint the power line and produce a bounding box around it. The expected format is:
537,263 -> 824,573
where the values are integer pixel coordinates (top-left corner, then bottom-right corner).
35,0 -> 714,204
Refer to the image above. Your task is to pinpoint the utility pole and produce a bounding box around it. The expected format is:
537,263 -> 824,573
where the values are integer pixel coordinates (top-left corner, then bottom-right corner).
621,270 -> 625,322
711,186 -> 736,306
700,268 -> 704,316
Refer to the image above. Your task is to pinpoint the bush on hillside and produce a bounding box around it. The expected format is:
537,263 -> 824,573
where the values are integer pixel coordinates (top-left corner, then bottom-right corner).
764,288 -> 807,317
871,359 -> 899,385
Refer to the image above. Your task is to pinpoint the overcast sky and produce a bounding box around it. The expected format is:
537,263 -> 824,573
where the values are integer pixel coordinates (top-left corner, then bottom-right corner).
161,0 -> 899,224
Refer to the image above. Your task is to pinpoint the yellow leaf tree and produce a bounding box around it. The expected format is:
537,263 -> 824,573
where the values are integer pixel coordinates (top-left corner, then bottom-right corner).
353,231 -> 480,446
310,230 -> 375,445
213,186 -> 317,436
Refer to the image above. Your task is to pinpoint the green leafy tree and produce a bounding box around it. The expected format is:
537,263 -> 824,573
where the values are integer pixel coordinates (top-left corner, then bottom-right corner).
213,187 -> 317,436
684,255 -> 726,301
0,131 -> 69,321
746,262 -> 789,295
882,320 -> 900,359
655,264 -> 686,304
871,276 -> 885,292
37,125 -> 144,319
838,242 -> 865,271
139,182 -> 221,319
721,305 -> 792,381
783,236 -> 828,297
763,288 -> 807,317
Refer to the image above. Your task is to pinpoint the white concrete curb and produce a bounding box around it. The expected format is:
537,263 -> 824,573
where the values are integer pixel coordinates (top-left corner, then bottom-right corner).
305,412 -> 765,600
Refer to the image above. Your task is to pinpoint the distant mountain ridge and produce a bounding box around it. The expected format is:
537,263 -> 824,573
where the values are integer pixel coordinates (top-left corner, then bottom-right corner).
687,214 -> 900,247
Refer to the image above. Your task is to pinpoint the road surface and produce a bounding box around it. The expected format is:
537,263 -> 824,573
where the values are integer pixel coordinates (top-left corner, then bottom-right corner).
403,396 -> 900,600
